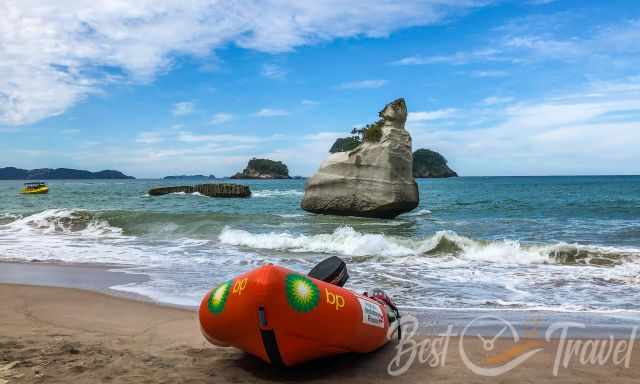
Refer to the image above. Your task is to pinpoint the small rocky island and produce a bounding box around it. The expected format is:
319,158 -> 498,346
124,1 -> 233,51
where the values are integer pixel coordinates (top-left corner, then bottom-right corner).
148,183 -> 251,198
413,149 -> 458,178
231,158 -> 290,179
0,167 -> 134,179
302,98 -> 419,219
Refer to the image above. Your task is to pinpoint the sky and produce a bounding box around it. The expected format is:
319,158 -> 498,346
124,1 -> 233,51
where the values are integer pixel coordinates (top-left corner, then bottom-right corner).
1,0 -> 639,178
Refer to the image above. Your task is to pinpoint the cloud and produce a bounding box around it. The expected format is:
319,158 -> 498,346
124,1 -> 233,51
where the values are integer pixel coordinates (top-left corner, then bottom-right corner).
469,70 -> 509,78
136,131 -> 165,144
177,132 -> 266,144
209,113 -> 233,125
172,102 -> 195,117
336,80 -> 387,90
304,132 -> 345,141
482,96 -> 513,105
409,77 -> 640,175
391,49 -> 501,65
261,63 -> 287,79
408,109 -> 458,122
61,128 -> 81,134
254,108 -> 289,117
301,99 -> 319,106
497,17 -> 640,63
0,0 -> 492,126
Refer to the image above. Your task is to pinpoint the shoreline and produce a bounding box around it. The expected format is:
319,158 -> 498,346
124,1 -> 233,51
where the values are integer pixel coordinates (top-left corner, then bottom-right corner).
1,283 -> 638,383
1,260 -> 639,338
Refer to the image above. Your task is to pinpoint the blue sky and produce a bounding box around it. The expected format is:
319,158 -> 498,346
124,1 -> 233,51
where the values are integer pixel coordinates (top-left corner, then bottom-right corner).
1,0 -> 639,177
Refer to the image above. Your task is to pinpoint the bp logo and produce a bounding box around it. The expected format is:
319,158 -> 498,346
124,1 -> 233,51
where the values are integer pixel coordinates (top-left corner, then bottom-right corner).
285,274 -> 320,312
208,280 -> 231,314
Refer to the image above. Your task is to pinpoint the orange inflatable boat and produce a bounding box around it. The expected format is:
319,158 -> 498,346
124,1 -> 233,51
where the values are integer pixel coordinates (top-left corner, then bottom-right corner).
198,258 -> 400,366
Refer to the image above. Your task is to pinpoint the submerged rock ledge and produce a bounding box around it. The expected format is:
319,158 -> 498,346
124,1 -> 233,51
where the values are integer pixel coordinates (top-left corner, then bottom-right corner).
148,183 -> 251,198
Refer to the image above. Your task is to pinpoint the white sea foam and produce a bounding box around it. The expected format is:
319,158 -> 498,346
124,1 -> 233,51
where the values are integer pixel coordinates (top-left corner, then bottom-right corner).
219,226 -> 415,257
252,189 -> 304,198
404,208 -> 432,217
218,226 -> 640,265
0,209 -> 123,237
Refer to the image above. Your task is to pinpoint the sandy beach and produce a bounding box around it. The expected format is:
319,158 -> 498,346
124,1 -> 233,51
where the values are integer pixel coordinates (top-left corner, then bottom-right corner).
1,270 -> 638,383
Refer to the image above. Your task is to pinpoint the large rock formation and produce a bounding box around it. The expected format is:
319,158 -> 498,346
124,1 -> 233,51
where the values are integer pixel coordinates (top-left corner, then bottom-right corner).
301,98 -> 419,218
413,149 -> 458,178
231,158 -> 290,179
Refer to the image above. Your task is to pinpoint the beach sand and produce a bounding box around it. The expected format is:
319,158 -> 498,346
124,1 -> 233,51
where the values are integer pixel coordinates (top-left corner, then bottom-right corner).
1,282 -> 638,383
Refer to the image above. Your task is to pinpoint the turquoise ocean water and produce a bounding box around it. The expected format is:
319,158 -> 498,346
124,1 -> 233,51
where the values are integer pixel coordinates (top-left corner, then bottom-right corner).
1,176 -> 639,312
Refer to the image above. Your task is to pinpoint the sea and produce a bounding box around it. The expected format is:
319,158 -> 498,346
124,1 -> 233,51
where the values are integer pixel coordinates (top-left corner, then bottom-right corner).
1,176 -> 639,315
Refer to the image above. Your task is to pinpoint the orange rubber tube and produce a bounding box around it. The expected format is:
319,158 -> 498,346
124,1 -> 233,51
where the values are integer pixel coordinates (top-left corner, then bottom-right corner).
198,264 -> 392,366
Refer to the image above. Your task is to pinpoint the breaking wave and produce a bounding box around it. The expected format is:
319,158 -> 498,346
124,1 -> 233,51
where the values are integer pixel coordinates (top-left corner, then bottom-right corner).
0,209 -> 124,237
218,226 -> 640,266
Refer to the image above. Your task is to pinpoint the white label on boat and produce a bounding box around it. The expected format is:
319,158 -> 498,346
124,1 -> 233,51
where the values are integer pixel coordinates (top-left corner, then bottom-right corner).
358,298 -> 385,328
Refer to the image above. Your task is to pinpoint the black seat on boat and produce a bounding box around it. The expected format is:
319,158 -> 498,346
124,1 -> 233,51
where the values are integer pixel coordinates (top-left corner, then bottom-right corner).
308,256 -> 349,287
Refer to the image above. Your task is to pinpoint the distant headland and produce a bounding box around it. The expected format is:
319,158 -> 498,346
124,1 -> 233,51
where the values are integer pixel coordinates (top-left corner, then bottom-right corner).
0,167 -> 135,180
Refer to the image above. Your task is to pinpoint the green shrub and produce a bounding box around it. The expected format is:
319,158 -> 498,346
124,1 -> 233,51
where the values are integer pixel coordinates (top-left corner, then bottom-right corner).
363,121 -> 383,143
329,136 -> 362,153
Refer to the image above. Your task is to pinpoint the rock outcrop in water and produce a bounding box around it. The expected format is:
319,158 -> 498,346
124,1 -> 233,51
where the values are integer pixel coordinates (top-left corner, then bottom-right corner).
0,167 -> 134,179
163,174 -> 216,180
231,158 -> 290,179
301,98 -> 419,218
412,149 -> 458,178
148,183 -> 251,198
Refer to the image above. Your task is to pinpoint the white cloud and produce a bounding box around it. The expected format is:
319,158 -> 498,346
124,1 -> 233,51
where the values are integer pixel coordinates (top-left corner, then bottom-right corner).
177,132 -> 266,144
136,131 -> 165,144
261,63 -> 287,79
301,99 -> 319,106
172,102 -> 195,117
482,96 -> 513,105
470,70 -> 509,78
254,108 -> 289,117
409,77 -> 640,175
0,0 -> 491,126
209,113 -> 233,125
304,132 -> 345,141
61,128 -> 81,134
408,109 -> 458,122
392,49 -> 501,65
336,80 -> 387,90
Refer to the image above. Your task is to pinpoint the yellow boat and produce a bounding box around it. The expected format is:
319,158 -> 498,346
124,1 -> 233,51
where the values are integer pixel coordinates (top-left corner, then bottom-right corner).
21,182 -> 49,194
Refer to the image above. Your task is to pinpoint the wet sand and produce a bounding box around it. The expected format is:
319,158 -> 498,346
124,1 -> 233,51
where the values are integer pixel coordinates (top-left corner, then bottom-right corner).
0,281 -> 638,383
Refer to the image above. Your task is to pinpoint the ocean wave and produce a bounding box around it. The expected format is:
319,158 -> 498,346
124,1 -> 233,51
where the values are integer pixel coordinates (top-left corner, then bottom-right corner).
403,208 -> 432,217
0,209 -> 124,237
219,226 -> 415,257
252,189 -> 304,198
218,226 -> 640,266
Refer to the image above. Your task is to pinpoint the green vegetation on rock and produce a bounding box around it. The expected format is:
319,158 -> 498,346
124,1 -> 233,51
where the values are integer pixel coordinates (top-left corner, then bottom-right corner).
329,136 -> 362,153
231,158 -> 290,179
